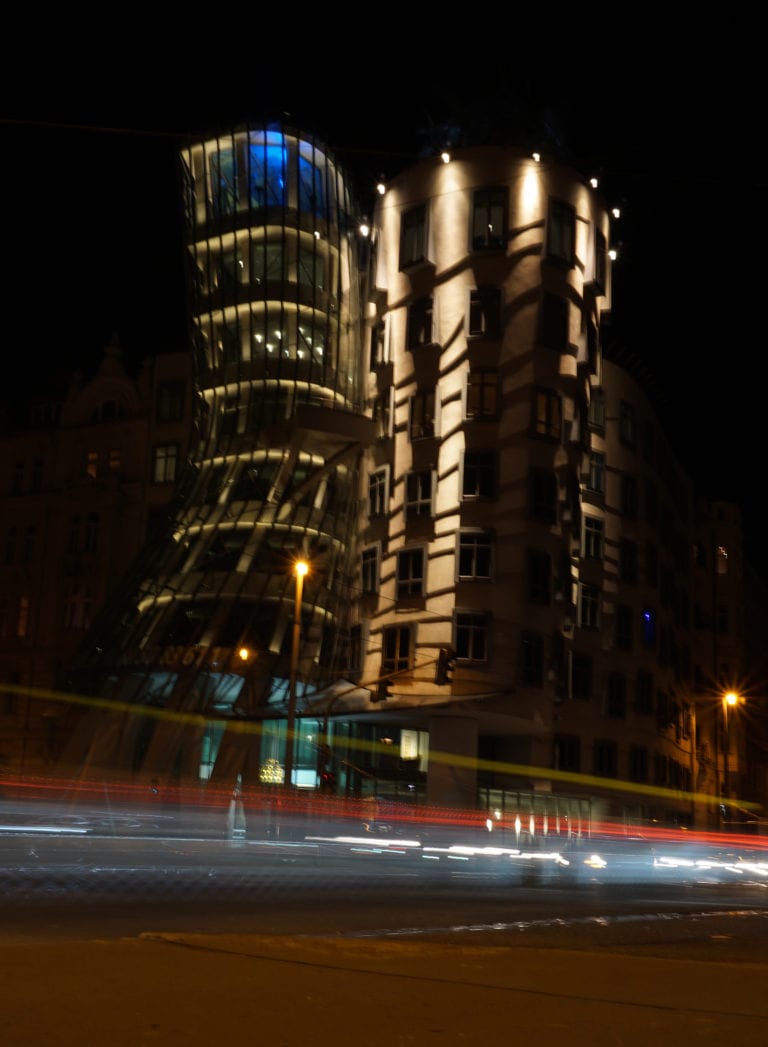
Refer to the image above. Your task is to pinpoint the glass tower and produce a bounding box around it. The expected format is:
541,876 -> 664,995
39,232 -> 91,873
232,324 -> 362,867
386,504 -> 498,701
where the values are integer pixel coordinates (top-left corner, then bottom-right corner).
61,124 -> 371,786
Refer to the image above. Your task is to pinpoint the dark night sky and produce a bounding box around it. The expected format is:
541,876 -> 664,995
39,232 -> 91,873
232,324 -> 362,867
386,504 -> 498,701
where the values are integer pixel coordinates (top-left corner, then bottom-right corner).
1,45 -> 764,564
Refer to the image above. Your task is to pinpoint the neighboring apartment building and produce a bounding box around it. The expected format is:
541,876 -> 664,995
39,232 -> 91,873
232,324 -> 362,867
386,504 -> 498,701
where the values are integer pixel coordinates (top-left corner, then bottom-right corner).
0,340 -> 194,773
27,125 -> 756,829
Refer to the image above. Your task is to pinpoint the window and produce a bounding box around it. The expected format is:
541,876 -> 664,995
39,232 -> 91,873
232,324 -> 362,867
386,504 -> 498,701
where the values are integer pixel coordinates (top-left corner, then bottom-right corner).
534,388 -> 562,439
157,381 -> 185,422
521,630 -> 544,687
594,228 -> 607,290
382,625 -> 411,675
406,296 -> 433,349
12,461 -> 23,494
634,670 -> 654,715
526,548 -> 551,605
203,465 -> 227,505
31,459 -> 43,492
153,444 -> 179,484
219,396 -> 242,437
372,392 -> 392,439
579,584 -> 600,629
605,673 -> 626,718
547,198 -> 575,265
458,530 -> 493,581
466,369 -> 499,420
462,451 -> 496,500
571,652 -> 592,700
85,451 -> 98,479
83,513 -> 99,552
399,203 -> 427,268
619,539 -> 638,583
588,389 -> 605,431
615,604 -> 633,651
16,595 -> 29,638
641,606 -> 657,649
620,474 -> 638,518
297,243 -> 325,289
397,548 -> 424,598
539,292 -> 569,350
584,516 -> 604,560
201,530 -> 248,572
247,140 -> 287,210
716,544 -> 728,575
361,547 -> 379,595
370,319 -> 386,369
215,248 -> 244,289
587,452 -> 605,494
216,320 -> 242,365
472,188 -> 506,250
468,288 -> 502,337
408,388 -> 435,440
405,469 -> 434,518
64,583 -> 92,630
645,541 -> 658,585
454,611 -> 488,661
108,449 -> 121,472
619,400 -> 635,446
528,467 -> 557,523
554,735 -> 580,772
645,479 -> 658,524
5,527 -> 16,565
251,240 -> 285,284
629,745 -> 648,783
368,468 -> 389,517
594,739 -> 618,778
23,526 -> 35,563
93,399 -> 123,423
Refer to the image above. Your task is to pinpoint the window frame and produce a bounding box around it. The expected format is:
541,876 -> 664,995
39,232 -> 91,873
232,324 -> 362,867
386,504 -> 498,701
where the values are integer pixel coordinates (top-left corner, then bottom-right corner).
368,466 -> 390,518
547,197 -> 576,266
454,610 -> 489,662
457,529 -> 494,582
404,469 -> 435,519
471,187 -> 507,251
465,368 -> 500,421
461,450 -> 497,501
396,546 -> 425,599
399,203 -> 428,269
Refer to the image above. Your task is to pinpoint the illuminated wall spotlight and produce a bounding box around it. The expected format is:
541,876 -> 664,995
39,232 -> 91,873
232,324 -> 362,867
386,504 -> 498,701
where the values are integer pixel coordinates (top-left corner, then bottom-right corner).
376,181 -> 386,195
608,248 -> 618,260
612,206 -> 621,219
532,151 -> 541,162
440,151 -> 450,164
589,177 -> 599,188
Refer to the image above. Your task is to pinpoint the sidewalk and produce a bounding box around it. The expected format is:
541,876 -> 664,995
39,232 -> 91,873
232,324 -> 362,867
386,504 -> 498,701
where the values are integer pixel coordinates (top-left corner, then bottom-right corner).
1,932 -> 767,1045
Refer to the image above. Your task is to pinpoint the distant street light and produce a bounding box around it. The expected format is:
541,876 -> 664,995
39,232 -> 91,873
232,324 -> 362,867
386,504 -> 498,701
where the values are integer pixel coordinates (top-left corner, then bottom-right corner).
285,558 -> 309,788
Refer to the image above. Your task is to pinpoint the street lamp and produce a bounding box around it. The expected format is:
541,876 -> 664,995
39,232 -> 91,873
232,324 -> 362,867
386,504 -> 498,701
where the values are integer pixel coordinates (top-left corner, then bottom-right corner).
285,558 -> 309,788
721,690 -> 740,804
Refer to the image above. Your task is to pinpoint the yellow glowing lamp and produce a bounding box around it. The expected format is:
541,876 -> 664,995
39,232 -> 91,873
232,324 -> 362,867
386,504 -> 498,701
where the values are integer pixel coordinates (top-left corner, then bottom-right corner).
238,647 -> 250,662
724,691 -> 739,707
294,559 -> 309,579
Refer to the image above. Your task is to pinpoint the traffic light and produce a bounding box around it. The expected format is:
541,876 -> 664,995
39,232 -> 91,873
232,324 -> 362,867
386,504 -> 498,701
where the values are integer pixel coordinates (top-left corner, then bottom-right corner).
372,677 -> 394,702
319,770 -> 337,793
435,647 -> 456,685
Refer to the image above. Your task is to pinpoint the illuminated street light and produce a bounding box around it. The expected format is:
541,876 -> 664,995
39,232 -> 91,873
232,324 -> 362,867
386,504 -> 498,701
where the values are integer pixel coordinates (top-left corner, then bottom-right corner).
722,690 -> 740,804
285,559 -> 309,787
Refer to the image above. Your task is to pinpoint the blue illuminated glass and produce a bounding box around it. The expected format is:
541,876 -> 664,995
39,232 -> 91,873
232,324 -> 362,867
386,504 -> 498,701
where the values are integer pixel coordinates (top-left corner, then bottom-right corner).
298,156 -> 327,219
249,143 -> 286,208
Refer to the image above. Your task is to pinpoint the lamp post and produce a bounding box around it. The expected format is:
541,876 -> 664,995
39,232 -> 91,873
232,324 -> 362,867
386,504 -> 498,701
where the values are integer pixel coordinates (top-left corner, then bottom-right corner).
721,690 -> 739,805
285,558 -> 308,788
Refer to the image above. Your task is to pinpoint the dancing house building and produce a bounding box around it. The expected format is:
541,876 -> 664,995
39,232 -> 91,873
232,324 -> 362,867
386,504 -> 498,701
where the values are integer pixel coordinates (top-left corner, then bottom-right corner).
56,125 -> 748,828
